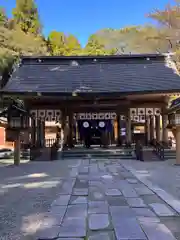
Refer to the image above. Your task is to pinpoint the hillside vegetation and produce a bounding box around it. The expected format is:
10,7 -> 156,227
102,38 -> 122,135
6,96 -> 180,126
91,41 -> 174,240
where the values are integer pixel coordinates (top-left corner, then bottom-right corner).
1,1 -> 180,72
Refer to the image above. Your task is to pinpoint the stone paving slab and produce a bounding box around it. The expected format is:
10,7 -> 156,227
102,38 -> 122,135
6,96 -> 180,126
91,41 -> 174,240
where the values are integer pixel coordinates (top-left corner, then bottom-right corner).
114,218 -> 147,239
51,195 -> 71,206
57,238 -> 83,240
88,231 -> 116,240
126,178 -> 139,184
73,188 -> 88,196
88,201 -> 109,214
105,188 -> 122,196
126,197 -> 147,207
88,213 -> 110,230
149,203 -> 176,216
65,204 -> 87,218
35,158 -> 180,240
107,195 -> 128,206
135,187 -> 155,196
70,196 -> 88,204
37,225 -> 60,239
140,222 -> 177,240
49,205 -> 67,216
132,207 -> 157,217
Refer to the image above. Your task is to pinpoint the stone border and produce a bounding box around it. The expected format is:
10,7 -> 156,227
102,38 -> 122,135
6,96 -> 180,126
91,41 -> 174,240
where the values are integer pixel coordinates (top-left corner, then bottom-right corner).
121,163 -> 180,214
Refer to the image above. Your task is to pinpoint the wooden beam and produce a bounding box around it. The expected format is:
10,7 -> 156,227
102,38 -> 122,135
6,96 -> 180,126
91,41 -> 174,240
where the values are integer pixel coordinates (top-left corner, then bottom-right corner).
25,99 -> 165,110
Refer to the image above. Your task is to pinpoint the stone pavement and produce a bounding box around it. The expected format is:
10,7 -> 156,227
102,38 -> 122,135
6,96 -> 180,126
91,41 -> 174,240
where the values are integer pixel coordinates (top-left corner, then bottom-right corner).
35,158 -> 180,240
120,158 -> 180,200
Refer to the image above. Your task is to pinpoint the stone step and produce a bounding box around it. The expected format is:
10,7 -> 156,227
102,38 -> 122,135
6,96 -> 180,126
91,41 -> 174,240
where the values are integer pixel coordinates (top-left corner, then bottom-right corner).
61,147 -> 133,159
164,150 -> 176,160
62,149 -> 133,154
142,150 -> 160,162
61,153 -> 133,159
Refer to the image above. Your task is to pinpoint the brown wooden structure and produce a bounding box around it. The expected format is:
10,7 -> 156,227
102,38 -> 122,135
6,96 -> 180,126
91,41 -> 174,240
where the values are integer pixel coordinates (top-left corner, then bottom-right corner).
1,53 -> 180,162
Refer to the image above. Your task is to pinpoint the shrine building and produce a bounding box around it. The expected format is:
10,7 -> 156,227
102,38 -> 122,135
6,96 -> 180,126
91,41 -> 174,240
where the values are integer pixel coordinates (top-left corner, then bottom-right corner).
1,53 -> 180,163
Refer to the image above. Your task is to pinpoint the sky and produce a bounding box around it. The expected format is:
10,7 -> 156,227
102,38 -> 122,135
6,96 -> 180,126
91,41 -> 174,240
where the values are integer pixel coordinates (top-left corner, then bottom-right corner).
1,0 -> 175,46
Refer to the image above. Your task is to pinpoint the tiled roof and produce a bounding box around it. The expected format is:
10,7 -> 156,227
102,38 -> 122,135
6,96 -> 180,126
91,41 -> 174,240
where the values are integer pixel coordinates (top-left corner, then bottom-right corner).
2,54 -> 180,95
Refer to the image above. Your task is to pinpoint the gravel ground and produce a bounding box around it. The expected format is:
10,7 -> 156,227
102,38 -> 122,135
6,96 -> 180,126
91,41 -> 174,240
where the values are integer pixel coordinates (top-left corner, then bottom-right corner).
0,159 -> 81,240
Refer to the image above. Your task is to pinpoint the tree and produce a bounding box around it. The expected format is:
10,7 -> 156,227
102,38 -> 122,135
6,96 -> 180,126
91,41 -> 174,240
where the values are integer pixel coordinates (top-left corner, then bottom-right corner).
0,7 -> 8,26
65,34 -> 82,55
95,26 -> 170,54
148,4 -> 180,51
12,0 -> 41,35
148,2 -> 180,68
0,24 -> 48,73
96,27 -> 139,53
84,34 -> 117,55
47,31 -> 67,55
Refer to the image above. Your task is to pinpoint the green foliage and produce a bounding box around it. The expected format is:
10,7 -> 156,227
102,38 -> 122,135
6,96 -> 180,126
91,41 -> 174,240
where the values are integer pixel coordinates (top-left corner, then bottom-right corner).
0,25 -> 48,73
84,34 -> 117,55
47,32 -> 82,56
148,3 -> 180,70
0,7 -> 8,26
47,31 -> 67,55
95,26 -> 170,54
2,0 -> 180,75
12,0 -> 41,35
0,1 -> 47,73
65,34 -> 82,55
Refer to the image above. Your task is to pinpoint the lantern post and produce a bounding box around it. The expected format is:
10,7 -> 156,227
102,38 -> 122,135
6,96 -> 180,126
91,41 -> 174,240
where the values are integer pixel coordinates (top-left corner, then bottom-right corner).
6,100 -> 29,165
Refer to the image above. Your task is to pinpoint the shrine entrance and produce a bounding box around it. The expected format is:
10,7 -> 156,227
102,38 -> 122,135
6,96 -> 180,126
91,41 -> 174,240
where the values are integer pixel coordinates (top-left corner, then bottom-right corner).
75,112 -> 116,147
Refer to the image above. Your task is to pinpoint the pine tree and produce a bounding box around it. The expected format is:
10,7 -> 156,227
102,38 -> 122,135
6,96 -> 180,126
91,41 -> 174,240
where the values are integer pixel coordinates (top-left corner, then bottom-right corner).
12,0 -> 41,35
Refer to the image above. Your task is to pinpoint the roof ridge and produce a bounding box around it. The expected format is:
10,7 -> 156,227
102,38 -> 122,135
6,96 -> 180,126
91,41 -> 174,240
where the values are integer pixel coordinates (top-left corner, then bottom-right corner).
20,53 -> 165,61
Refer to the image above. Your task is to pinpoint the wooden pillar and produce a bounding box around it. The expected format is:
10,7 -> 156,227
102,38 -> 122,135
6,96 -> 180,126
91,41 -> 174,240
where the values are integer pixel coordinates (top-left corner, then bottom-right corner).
150,115 -> 155,141
155,115 -> 161,142
68,111 -> 74,148
75,121 -> 79,144
14,133 -> 20,165
116,114 -> 121,146
145,116 -> 150,144
43,121 -> 45,146
162,97 -> 169,145
31,119 -> 36,145
30,119 -> 36,161
36,119 -> 41,147
126,110 -> 131,143
40,121 -> 45,147
175,127 -> 180,165
162,114 -> 168,144
61,110 -> 67,148
111,119 -> 115,144
145,118 -> 148,145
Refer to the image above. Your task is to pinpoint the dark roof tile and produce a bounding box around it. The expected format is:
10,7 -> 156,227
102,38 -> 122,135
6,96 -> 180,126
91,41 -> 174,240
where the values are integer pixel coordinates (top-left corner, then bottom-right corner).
2,54 -> 180,94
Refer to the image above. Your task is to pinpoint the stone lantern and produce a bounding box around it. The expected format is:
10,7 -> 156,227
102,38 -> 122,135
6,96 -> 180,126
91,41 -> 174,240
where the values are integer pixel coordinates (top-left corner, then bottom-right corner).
5,100 -> 29,165
6,101 -> 29,139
